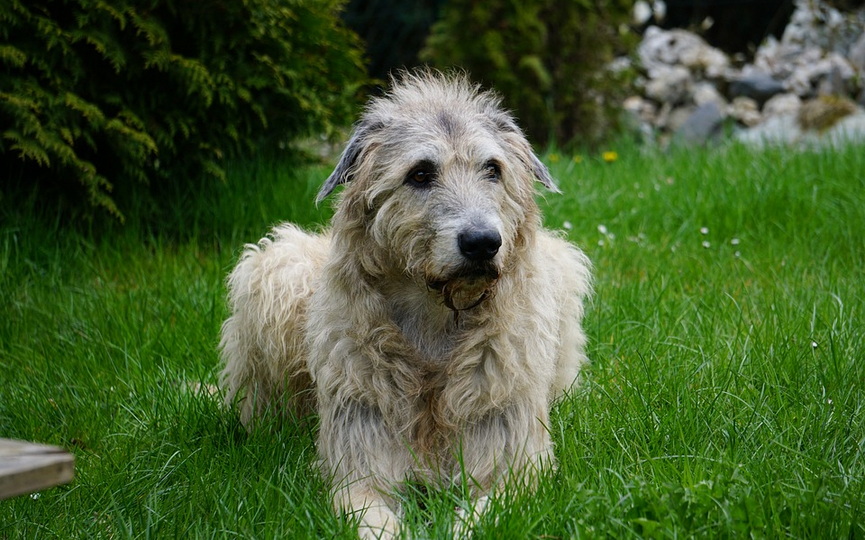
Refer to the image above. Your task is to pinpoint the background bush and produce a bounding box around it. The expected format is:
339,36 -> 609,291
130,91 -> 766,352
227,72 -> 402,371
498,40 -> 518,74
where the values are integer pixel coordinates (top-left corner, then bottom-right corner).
342,0 -> 443,80
421,0 -> 635,147
0,0 -> 366,220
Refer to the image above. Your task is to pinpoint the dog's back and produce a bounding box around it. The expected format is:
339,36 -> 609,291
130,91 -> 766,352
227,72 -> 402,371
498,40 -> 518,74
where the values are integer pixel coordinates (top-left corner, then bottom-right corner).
219,224 -> 330,425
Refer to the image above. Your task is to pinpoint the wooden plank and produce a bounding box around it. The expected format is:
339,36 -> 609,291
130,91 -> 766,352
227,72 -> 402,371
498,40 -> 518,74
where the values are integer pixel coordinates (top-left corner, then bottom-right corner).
0,439 -> 74,500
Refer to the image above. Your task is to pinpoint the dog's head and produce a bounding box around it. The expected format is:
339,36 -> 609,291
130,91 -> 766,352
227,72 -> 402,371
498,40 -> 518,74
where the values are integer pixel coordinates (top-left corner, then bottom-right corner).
319,70 -> 558,310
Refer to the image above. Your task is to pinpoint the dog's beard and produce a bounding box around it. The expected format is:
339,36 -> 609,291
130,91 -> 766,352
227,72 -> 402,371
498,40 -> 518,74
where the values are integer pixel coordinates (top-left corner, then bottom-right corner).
427,263 -> 499,312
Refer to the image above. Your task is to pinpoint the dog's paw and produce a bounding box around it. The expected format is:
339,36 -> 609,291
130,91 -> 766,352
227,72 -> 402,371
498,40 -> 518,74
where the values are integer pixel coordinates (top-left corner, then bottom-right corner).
357,503 -> 400,540
453,495 -> 490,538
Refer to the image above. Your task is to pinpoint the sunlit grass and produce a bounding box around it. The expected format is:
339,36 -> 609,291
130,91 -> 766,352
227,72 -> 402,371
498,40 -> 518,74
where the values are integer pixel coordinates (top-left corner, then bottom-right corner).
1,143 -> 863,538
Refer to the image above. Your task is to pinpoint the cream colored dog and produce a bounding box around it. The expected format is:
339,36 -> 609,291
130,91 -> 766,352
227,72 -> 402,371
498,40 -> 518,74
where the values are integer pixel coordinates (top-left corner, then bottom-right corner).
220,70 -> 591,538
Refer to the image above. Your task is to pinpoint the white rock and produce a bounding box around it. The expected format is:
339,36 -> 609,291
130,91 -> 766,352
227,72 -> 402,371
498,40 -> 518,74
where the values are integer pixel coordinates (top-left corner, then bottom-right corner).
728,96 -> 762,126
633,1 -> 652,25
653,1 -> 667,23
673,102 -> 725,145
820,111 -> 865,146
786,52 -> 856,97
750,0 -> 864,99
782,0 -> 861,54
729,71 -> 786,104
624,95 -> 658,123
645,65 -> 692,104
654,101 -> 674,130
639,26 -> 729,78
667,105 -> 696,132
736,113 -> 802,146
693,81 -> 727,108
762,93 -> 802,118
849,33 -> 865,74
634,0 -> 865,137
737,110 -> 865,148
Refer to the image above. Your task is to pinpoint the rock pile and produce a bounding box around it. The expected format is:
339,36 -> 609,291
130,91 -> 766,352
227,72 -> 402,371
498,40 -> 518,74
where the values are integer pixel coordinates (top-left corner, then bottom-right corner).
625,0 -> 865,147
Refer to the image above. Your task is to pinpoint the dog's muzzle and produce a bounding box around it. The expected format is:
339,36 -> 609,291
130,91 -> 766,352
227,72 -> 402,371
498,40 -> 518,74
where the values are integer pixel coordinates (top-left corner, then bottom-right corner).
427,262 -> 499,313
424,226 -> 502,313
430,278 -> 497,313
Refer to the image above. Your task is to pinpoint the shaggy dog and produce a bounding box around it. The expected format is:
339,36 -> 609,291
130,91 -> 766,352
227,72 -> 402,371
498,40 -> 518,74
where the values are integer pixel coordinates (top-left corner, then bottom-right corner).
219,70 -> 592,538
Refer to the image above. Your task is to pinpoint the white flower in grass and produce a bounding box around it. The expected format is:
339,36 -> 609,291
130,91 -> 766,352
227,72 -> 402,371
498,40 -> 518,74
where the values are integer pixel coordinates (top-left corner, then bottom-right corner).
563,220 -> 573,230
731,238 -> 740,245
30,493 -> 40,500
628,233 -> 647,244
598,224 -> 608,235
702,241 -> 710,248
700,227 -> 709,235
811,341 -> 818,349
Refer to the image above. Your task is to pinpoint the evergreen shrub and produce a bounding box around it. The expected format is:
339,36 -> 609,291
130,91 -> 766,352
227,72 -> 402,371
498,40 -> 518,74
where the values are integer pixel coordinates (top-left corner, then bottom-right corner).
0,0 -> 366,220
422,0 -> 634,147
343,0 -> 443,79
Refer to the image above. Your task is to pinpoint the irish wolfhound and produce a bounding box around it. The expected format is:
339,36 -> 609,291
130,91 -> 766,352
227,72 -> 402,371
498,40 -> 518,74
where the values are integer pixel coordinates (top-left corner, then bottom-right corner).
220,70 -> 591,538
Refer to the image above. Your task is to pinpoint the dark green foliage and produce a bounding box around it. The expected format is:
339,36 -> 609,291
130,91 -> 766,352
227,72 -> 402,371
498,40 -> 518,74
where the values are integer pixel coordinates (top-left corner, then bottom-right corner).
343,0 -> 444,80
421,0 -> 635,147
659,1 -> 793,55
0,0 -> 366,220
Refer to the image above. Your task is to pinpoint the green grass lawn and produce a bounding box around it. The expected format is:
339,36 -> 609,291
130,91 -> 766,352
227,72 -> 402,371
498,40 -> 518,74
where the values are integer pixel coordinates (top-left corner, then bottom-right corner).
2,143 -> 863,538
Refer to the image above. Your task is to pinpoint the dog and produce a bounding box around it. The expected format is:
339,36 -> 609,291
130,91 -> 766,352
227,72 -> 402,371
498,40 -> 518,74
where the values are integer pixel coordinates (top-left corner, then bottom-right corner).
219,70 -> 592,538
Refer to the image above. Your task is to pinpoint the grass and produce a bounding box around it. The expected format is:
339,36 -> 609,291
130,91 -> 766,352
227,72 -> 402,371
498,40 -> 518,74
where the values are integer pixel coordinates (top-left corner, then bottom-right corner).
1,143 -> 863,538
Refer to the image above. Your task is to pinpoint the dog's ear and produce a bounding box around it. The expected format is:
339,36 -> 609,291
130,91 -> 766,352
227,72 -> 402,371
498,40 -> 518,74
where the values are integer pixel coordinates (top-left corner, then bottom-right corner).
492,113 -> 560,193
527,151 -> 560,193
317,122 -> 382,202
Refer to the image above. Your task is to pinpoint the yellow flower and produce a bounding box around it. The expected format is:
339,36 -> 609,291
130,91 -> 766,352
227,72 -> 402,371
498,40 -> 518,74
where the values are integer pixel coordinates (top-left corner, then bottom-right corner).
572,155 -> 583,164
602,151 -> 618,163
548,153 -> 560,163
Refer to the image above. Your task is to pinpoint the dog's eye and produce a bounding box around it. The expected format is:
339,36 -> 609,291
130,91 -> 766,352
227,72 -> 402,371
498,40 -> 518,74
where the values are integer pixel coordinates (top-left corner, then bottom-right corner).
406,163 -> 436,188
483,161 -> 502,182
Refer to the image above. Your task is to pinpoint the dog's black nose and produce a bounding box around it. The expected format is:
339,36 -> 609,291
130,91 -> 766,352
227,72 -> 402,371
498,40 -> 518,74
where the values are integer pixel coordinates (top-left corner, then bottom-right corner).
458,229 -> 502,262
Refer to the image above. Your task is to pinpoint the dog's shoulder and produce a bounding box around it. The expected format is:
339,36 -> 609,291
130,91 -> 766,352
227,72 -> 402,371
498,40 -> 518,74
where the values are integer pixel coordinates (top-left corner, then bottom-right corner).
228,223 -> 331,299
266,223 -> 331,252
533,229 -> 592,288
238,223 -> 331,267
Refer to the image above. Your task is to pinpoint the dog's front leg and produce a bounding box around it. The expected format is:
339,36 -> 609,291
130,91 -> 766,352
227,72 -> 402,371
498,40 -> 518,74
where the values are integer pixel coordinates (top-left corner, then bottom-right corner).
336,484 -> 400,540
453,400 -> 555,534
454,493 -> 491,537
319,399 -> 411,539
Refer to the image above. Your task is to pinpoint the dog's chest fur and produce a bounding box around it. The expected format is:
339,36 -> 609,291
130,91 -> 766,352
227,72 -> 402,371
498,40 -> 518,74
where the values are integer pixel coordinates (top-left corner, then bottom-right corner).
379,279 -> 493,454
381,280 -> 459,361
